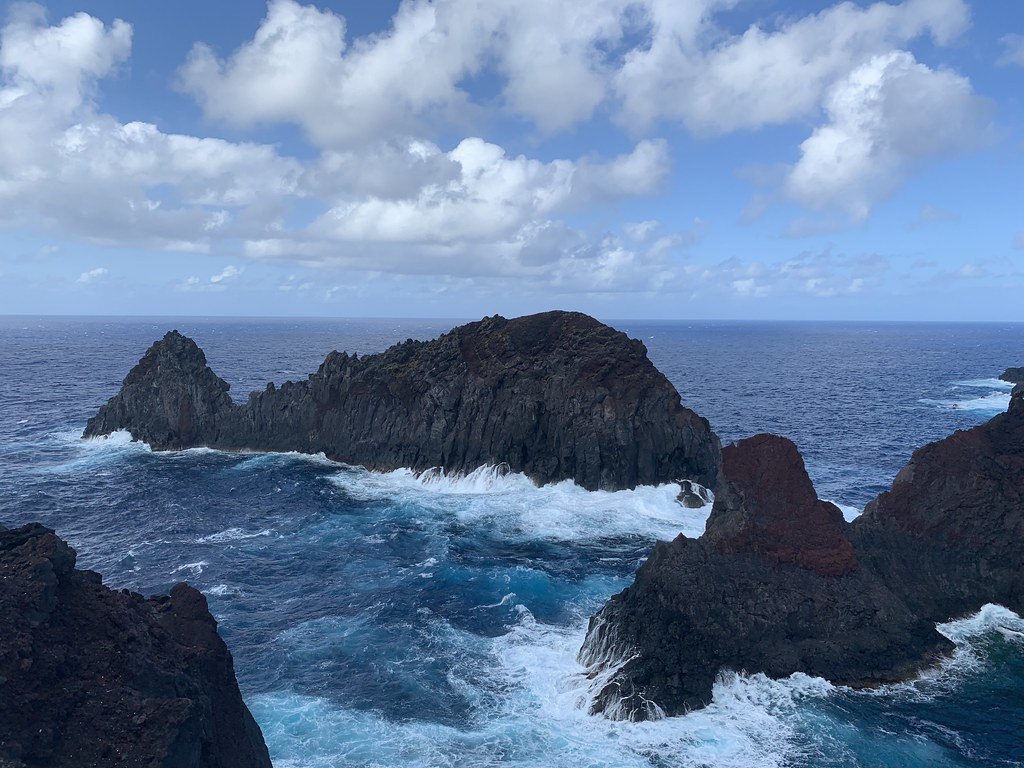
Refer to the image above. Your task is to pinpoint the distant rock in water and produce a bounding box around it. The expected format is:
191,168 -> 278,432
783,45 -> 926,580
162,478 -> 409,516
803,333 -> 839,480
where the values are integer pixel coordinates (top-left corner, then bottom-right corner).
84,311 -> 720,491
0,524 -> 272,768
579,385 -> 1024,719
1000,366 -> 1024,384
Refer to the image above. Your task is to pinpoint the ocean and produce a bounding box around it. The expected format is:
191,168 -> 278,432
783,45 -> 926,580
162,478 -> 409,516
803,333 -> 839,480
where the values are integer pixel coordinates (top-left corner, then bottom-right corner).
1,316 -> 1021,768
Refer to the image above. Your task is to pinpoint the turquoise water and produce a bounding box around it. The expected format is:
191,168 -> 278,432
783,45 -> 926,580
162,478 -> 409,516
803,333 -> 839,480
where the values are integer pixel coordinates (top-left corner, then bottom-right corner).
1,316 -> 1021,767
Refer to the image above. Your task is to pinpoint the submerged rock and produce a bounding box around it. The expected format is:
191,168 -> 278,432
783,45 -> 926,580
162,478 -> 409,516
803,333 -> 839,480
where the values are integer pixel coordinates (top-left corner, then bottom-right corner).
0,524 -> 272,768
580,386 -> 1024,719
84,311 -> 720,491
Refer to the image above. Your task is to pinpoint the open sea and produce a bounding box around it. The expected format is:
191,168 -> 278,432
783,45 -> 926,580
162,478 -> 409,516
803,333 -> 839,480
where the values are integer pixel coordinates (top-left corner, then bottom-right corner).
1,316 -> 1022,768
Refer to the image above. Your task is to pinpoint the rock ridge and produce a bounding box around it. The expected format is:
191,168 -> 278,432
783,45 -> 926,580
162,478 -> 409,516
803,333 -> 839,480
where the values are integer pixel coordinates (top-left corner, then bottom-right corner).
579,385 -> 1024,719
84,311 -> 720,492
0,523 -> 272,768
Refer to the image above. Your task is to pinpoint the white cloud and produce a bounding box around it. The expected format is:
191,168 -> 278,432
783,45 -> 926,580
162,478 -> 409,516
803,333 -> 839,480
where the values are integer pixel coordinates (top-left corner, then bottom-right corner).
177,0 -> 971,143
210,265 -> 242,283
685,249 -> 890,299
76,266 -> 107,283
179,265 -> 243,292
998,34 -> 1024,67
784,51 -> 991,222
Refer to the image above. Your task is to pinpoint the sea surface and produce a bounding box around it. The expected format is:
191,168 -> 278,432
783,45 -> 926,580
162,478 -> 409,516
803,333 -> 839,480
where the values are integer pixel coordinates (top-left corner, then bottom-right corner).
1,316 -> 1022,768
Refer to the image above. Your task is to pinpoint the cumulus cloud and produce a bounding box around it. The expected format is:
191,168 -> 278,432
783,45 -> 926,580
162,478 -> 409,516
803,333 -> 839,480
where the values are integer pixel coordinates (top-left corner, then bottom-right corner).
76,266 -> 107,283
784,51 -> 991,222
177,0 -> 972,143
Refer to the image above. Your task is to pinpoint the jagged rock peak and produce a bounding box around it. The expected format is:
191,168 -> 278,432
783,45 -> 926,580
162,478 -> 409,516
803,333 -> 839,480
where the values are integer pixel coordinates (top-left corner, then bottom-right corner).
705,434 -> 858,577
0,524 -> 272,768
84,311 -> 721,491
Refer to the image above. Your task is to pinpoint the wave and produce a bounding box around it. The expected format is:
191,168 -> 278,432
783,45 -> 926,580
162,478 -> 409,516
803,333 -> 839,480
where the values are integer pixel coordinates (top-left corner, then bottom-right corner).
252,609 -> 828,768
952,378 -> 1014,390
919,392 -> 1010,414
196,527 -> 273,544
330,465 -> 712,543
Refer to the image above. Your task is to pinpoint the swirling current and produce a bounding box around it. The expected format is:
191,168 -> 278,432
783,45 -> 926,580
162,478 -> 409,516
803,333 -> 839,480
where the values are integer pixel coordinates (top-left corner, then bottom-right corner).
1,316 -> 1022,767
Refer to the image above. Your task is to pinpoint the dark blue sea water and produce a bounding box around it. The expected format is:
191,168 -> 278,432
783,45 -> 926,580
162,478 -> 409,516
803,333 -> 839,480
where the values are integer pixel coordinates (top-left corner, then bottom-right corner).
1,316 -> 1022,768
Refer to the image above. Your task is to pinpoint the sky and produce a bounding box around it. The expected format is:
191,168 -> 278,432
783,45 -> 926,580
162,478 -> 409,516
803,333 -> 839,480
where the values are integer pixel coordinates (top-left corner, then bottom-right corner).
0,0 -> 1021,320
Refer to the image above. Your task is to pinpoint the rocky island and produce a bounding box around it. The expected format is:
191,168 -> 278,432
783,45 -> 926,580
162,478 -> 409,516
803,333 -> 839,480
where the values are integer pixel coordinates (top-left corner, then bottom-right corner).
0,524 -> 272,767
579,383 -> 1024,719
84,311 -> 720,492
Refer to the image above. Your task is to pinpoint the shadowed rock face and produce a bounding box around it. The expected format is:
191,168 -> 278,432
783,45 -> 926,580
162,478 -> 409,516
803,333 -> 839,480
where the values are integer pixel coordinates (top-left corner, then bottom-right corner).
580,386 -> 1024,719
84,311 -> 720,491
0,524 -> 272,768
999,367 -> 1024,384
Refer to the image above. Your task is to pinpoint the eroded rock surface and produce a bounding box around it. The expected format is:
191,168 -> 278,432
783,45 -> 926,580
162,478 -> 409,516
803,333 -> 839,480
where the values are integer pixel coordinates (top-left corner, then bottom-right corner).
0,524 -> 272,768
84,311 -> 720,491
580,385 -> 1024,718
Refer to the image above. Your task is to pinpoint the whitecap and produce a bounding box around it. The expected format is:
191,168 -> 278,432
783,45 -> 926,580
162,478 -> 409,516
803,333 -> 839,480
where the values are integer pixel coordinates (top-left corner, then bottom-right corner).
919,392 -> 1010,414
331,465 -> 710,543
171,560 -> 208,577
197,527 -> 272,544
952,378 -> 1014,390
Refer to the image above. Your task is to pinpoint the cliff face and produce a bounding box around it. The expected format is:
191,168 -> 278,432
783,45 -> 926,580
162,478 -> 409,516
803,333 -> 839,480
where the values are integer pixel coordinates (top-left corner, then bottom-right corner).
0,524 -> 272,768
999,367 -> 1024,383
84,311 -> 720,491
580,386 -> 1024,719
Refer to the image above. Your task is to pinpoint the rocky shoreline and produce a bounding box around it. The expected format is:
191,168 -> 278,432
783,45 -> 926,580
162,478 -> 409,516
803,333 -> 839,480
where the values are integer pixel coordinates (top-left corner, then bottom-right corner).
579,383 -> 1024,719
0,524 -> 272,767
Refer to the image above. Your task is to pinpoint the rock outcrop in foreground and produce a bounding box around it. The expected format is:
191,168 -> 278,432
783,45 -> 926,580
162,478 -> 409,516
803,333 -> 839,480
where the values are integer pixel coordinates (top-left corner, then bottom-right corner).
0,524 -> 272,768
580,384 -> 1024,719
84,311 -> 719,491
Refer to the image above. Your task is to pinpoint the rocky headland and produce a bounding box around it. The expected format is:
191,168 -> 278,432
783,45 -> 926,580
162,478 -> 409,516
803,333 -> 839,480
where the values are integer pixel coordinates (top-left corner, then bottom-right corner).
0,524 -> 272,767
579,383 -> 1024,719
84,311 -> 720,492
1000,367 -> 1024,384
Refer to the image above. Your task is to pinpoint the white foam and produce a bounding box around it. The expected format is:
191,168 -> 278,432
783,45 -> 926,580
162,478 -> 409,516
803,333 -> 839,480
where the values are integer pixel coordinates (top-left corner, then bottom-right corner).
953,378 -> 1014,390
919,392 -> 1010,414
251,610 -> 828,768
826,501 -> 862,522
171,560 -> 208,577
331,465 -> 710,543
855,603 -> 1024,703
197,527 -> 272,544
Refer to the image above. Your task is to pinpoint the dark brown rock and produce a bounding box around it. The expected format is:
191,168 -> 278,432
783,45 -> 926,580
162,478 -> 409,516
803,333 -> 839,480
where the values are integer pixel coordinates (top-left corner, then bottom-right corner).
580,388 -> 1024,719
999,367 -> 1024,384
579,434 -> 947,719
0,524 -> 272,768
84,311 -> 720,491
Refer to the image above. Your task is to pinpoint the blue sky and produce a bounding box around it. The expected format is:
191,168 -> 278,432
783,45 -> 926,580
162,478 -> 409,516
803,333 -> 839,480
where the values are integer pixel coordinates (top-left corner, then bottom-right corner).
0,0 -> 1021,320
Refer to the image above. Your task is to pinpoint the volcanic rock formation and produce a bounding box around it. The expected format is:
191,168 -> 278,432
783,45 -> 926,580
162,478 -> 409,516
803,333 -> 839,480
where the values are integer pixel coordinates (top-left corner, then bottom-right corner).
1000,367 -> 1024,384
84,311 -> 720,492
580,384 -> 1024,719
0,524 -> 272,767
